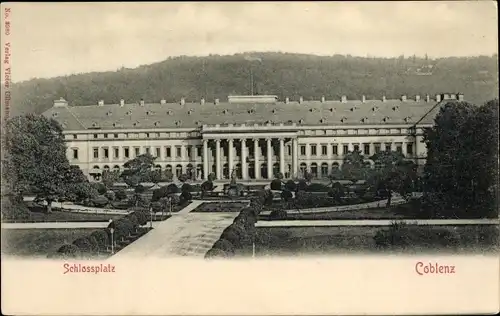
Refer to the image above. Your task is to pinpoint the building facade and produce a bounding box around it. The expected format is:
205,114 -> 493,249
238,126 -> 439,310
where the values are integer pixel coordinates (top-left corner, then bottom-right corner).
43,93 -> 463,181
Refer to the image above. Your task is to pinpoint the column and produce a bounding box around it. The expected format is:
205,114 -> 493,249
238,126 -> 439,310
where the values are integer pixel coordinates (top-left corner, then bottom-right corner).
180,144 -> 186,161
241,139 -> 248,180
339,143 -> 344,156
279,138 -> 285,176
203,140 -> 209,180
369,143 -> 375,157
292,138 -> 298,178
254,139 -> 260,179
215,139 -> 221,180
390,142 -> 396,151
348,143 -> 354,152
402,142 -> 407,157
228,139 -> 234,178
266,138 -> 273,179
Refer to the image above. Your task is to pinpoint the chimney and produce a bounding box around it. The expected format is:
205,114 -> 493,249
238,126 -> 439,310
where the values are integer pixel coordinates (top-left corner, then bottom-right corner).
98,100 -> 104,106
180,98 -> 185,106
457,93 -> 464,101
53,97 -> 68,107
401,95 -> 407,102
382,96 -> 386,102
285,97 -> 290,104
160,99 -> 166,105
299,96 -> 304,104
140,99 -> 145,106
436,94 -> 441,102
321,96 -> 326,103
200,98 -> 205,105
120,99 -> 125,107
425,94 -> 430,102
361,95 -> 366,103
214,98 -> 219,105
415,95 -> 421,102
341,95 -> 347,103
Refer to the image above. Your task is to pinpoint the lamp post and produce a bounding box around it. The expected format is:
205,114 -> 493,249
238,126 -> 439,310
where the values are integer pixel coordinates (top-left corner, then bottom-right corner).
149,206 -> 154,229
108,219 -> 115,255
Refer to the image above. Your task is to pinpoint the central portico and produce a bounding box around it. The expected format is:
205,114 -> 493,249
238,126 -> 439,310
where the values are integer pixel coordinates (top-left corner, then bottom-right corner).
201,123 -> 299,180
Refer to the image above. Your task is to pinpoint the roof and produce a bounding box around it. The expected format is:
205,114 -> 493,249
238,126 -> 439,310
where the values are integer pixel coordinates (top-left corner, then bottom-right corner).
42,98 -> 442,131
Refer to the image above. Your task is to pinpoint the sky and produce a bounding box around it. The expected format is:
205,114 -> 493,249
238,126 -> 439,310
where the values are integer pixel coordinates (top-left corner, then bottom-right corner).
1,1 -> 498,82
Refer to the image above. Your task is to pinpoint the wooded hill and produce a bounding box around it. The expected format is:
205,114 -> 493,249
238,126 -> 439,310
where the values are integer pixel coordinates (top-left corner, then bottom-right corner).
10,52 -> 499,116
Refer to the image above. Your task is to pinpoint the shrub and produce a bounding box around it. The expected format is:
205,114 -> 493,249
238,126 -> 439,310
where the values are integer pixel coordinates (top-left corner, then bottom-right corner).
270,179 -> 282,190
72,237 -> 94,253
104,190 -> 116,201
281,190 -> 293,202
170,194 -> 181,206
150,201 -> 162,212
90,230 -> 109,249
93,183 -> 107,195
181,183 -> 192,192
201,180 -> 214,192
126,213 -> 139,229
305,183 -> 330,192
163,170 -> 174,182
91,195 -> 109,207
167,184 -> 179,194
178,173 -> 189,182
114,189 -> 127,201
205,247 -> 228,259
212,239 -> 235,255
285,180 -> 297,192
56,244 -> 80,258
296,179 -> 308,191
221,225 -> 244,248
269,209 -> 288,220
134,185 -> 146,194
180,191 -> 192,204
133,211 -> 148,226
152,186 -> 169,202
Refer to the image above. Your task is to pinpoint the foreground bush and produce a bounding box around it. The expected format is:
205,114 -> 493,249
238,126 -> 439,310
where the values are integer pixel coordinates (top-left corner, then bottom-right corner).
55,244 -> 80,258
90,230 -> 109,249
212,239 -> 235,255
73,237 -> 96,254
205,248 -> 229,259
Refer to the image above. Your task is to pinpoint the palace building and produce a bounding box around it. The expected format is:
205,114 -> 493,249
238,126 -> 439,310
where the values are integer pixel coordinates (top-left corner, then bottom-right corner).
42,93 -> 463,181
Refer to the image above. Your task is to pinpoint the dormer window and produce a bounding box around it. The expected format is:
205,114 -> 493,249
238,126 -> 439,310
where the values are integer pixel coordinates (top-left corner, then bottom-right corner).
112,123 -> 117,127
126,111 -> 132,116
106,111 -> 112,116
195,121 -> 201,126
361,117 -> 369,123
298,119 -> 304,124
372,106 -> 379,112
404,116 -> 412,123
188,109 -> 194,115
175,121 -> 181,126
340,117 -> 347,123
167,110 -> 173,115
271,109 -> 277,114
133,122 -> 140,127
222,109 -> 228,115
330,108 -> 335,112
248,109 -> 255,114
309,108 -> 314,113
350,107 -> 356,112
392,106 -> 400,111
154,121 -> 160,127
383,116 -> 391,123
320,118 -> 327,124
146,111 -> 152,115
92,122 -> 99,128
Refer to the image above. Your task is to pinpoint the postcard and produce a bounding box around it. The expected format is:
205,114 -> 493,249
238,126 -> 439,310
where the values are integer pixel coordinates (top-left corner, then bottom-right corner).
1,2 -> 499,315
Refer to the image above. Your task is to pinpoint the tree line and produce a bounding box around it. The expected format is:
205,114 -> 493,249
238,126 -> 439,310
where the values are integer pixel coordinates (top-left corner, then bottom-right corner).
10,52 -> 498,116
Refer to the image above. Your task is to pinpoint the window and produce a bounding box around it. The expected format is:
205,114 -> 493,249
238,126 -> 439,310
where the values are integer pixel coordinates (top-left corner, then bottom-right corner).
300,145 -> 306,156
353,144 -> 359,152
321,145 -> 327,156
145,133 -> 150,138
197,146 -> 202,157
93,134 -> 98,139
311,145 -> 317,156
332,145 -> 338,155
155,147 -> 161,158
93,148 -> 99,159
72,149 -> 78,160
155,133 -> 160,138
124,147 -> 130,159
396,144 -> 403,154
287,145 -> 291,156
113,147 -> 119,159
406,144 -> 413,156
385,143 -> 392,151
374,143 -> 381,153
134,147 -> 140,157
187,146 -> 192,158
166,147 -> 172,158
176,147 -> 182,158
103,148 -> 109,159
364,144 -> 370,155
73,134 -> 77,139
145,147 -> 150,155
343,145 -> 348,154
114,133 -> 118,138
104,134 -> 108,139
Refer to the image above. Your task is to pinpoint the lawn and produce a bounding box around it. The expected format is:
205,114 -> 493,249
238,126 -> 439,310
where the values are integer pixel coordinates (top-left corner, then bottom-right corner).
259,207 -> 410,221
1,228 -> 96,258
190,202 -> 249,213
2,207 -> 125,223
252,225 -> 499,256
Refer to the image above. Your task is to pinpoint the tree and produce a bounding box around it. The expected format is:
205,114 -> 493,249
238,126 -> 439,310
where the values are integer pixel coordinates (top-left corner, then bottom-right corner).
296,179 -> 308,192
150,169 -> 162,185
121,154 -> 156,188
369,151 -> 417,207
201,180 -> 214,197
3,115 -> 74,213
102,170 -> 120,190
423,100 -> 499,217
163,169 -> 174,182
63,166 -> 98,203
114,189 -> 127,201
341,151 -> 367,185
303,170 -> 314,183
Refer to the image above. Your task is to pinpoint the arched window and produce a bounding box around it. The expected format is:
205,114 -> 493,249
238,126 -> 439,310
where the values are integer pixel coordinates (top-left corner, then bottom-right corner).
310,163 -> 318,178
113,165 -> 120,172
175,164 -> 182,178
321,163 -> 329,178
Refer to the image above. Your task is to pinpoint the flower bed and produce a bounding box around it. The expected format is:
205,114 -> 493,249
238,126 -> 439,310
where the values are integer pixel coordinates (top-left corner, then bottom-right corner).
191,202 -> 249,213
